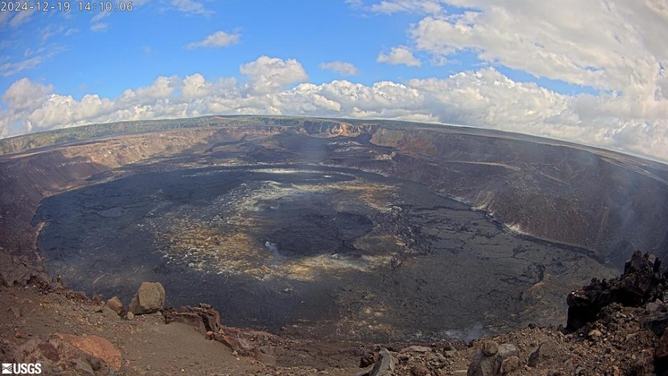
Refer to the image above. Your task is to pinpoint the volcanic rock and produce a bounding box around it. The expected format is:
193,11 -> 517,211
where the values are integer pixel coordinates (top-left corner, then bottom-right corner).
369,348 -> 397,376
128,282 -> 165,315
468,343 -> 519,376
482,341 -> 499,356
567,250 -> 665,331
10,307 -> 21,318
497,344 -> 519,359
87,356 -> 102,371
101,305 -> 120,320
57,334 -> 122,371
527,340 -> 564,367
500,356 -> 520,375
37,342 -> 59,362
444,350 -> 457,358
106,296 -> 123,315
402,345 -> 431,353
411,364 -> 430,376
163,303 -> 221,334
0,254 -> 53,289
656,328 -> 668,375
212,332 -> 252,354
360,351 -> 379,367
648,301 -> 664,312
71,358 -> 95,376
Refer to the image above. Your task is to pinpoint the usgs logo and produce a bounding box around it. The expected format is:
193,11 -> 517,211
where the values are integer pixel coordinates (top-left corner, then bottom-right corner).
1,363 -> 42,375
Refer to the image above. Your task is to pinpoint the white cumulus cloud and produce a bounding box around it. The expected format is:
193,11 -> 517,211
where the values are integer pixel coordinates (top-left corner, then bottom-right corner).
377,46 -> 422,67
239,56 -> 308,94
186,31 -> 241,49
2,51 -> 668,163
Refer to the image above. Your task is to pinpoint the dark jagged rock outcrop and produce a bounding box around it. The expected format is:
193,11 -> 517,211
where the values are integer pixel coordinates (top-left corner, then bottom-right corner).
567,250 -> 665,331
0,252 -> 59,290
163,303 -> 222,334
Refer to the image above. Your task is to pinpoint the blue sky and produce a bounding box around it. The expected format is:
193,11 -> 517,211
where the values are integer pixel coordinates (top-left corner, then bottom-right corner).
1,0 -> 667,162
0,0 -> 595,99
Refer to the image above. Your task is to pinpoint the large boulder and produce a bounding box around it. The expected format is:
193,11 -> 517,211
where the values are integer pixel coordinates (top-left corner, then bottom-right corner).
567,250 -> 665,331
129,282 -> 165,315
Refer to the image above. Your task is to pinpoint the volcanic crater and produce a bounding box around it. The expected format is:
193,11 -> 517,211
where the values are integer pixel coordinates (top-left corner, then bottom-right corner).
3,116 -> 668,343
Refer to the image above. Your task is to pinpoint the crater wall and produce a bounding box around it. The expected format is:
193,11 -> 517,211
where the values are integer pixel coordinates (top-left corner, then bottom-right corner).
1,116 -> 667,269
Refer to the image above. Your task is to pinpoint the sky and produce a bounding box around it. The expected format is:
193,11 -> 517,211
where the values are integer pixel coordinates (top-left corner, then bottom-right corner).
1,0 -> 667,161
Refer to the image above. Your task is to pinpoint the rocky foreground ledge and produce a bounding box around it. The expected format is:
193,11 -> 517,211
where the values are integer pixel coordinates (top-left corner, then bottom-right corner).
0,250 -> 667,375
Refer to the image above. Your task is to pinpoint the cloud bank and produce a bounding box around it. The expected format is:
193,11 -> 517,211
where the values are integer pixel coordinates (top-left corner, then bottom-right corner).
2,54 -> 668,162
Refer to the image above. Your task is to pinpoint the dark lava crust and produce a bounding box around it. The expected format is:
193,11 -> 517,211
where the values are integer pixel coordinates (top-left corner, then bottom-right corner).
33,162 -> 615,342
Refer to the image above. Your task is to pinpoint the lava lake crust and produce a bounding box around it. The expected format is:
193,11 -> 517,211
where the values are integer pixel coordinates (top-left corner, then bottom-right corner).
34,163 -> 613,342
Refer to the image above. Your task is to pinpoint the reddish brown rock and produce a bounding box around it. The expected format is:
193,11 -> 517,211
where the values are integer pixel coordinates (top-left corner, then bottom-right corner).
163,303 -> 221,334
57,334 -> 122,371
212,331 -> 254,355
37,342 -> 60,362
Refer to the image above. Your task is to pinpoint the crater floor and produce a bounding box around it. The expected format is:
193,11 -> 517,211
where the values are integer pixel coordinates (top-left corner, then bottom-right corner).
35,163 -> 613,342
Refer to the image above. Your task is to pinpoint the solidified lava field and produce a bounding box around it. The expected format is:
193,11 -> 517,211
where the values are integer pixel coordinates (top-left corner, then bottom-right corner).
34,162 -> 612,342
6,116 -> 665,343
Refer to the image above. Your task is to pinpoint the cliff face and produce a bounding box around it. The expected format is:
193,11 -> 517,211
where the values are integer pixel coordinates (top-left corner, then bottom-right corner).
299,121 -> 378,138
0,126 -> 281,253
1,117 -> 667,267
367,127 -> 668,266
